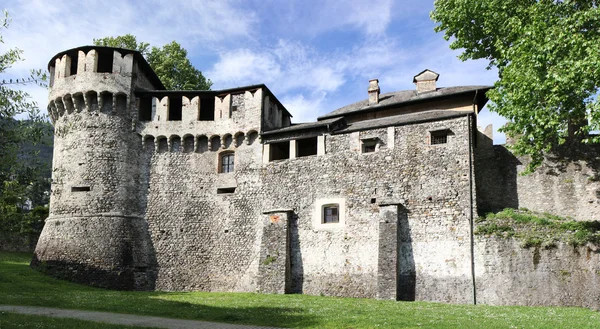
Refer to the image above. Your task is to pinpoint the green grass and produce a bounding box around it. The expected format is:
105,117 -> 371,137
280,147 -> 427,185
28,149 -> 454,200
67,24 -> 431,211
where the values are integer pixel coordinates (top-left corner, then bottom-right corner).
1,252 -> 600,328
0,312 -> 153,329
475,208 -> 600,248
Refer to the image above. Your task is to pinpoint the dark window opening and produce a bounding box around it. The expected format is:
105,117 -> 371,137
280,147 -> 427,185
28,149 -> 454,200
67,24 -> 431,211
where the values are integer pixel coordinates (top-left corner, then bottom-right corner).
200,97 -> 215,121
371,198 -> 377,204
232,105 -> 238,112
431,131 -> 448,145
220,153 -> 234,173
168,97 -> 182,121
322,204 -> 339,224
362,138 -> 378,153
296,137 -> 318,157
97,50 -> 114,73
217,187 -> 236,194
70,57 -> 78,76
139,97 -> 152,121
71,186 -> 90,192
270,141 -> 290,161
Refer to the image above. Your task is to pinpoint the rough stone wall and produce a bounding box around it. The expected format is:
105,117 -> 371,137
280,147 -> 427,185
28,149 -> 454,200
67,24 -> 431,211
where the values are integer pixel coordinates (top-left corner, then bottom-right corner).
475,238 -> 600,309
476,140 -> 600,221
34,49 -> 157,290
261,116 -> 475,301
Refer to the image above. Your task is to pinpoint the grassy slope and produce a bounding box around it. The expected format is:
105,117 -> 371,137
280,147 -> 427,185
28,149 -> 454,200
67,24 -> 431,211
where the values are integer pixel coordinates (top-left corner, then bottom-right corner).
1,252 -> 599,329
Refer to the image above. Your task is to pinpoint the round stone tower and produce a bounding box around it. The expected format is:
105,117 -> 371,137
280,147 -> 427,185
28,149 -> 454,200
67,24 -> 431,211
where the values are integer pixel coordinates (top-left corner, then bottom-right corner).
32,46 -> 162,290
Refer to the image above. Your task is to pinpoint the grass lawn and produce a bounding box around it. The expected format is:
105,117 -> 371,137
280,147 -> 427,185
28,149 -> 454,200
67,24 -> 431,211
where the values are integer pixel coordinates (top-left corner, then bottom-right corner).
0,312 -> 154,329
1,251 -> 599,328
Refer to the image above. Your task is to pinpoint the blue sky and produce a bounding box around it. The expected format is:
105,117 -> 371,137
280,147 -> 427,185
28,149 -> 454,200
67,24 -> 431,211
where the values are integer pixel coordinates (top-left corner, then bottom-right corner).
1,0 -> 507,143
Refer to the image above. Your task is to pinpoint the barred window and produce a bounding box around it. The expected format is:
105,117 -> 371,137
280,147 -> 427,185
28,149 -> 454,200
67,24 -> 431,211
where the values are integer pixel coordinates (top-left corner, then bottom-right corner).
431,130 -> 448,145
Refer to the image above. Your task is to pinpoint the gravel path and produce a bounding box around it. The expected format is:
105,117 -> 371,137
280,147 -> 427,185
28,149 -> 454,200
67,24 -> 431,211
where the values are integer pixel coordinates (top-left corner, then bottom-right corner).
0,305 -> 284,329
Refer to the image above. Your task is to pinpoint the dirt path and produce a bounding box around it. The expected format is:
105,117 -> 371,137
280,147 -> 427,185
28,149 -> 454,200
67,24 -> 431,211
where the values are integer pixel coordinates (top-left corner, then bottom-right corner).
0,305 -> 284,329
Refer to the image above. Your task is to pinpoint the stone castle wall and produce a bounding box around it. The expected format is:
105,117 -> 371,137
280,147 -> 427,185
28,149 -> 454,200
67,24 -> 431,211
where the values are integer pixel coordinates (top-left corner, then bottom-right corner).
475,138 -> 600,221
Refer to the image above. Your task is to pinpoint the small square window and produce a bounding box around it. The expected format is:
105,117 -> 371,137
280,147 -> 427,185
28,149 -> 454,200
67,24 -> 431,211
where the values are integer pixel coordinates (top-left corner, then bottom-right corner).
361,138 -> 378,153
322,204 -> 339,224
431,130 -> 448,145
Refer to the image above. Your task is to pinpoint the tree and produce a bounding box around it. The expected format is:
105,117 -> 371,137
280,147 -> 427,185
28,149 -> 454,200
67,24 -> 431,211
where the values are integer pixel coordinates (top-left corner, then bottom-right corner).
431,0 -> 600,171
93,34 -> 212,91
0,10 -> 50,244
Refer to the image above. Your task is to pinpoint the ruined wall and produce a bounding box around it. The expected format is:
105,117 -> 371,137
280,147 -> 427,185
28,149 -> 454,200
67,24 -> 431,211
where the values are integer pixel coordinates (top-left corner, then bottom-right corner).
476,141 -> 600,221
475,238 -> 600,309
261,116 -> 475,301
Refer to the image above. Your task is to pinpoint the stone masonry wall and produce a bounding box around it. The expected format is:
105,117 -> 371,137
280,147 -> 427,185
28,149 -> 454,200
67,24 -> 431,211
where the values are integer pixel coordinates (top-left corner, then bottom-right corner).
261,116 -> 475,301
475,237 -> 600,309
476,141 -> 600,221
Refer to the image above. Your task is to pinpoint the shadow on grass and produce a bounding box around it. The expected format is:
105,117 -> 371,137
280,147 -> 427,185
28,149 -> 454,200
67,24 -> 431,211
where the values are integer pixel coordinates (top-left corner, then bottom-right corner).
0,252 -> 317,328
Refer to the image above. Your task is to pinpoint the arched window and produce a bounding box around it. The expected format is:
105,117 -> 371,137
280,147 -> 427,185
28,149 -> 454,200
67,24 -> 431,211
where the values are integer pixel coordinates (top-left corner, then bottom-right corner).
220,152 -> 235,173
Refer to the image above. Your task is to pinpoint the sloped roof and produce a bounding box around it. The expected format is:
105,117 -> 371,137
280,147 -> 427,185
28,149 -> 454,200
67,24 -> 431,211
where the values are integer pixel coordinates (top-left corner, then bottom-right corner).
318,85 -> 491,120
331,110 -> 473,134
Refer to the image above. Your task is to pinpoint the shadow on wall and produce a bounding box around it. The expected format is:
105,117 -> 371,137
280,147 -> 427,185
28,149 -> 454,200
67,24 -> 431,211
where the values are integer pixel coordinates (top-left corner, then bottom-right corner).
289,213 -> 304,294
397,206 -> 415,301
475,132 -> 521,215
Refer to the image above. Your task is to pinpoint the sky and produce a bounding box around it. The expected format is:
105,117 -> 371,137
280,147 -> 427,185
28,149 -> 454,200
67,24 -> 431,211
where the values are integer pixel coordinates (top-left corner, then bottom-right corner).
1,0 -> 507,143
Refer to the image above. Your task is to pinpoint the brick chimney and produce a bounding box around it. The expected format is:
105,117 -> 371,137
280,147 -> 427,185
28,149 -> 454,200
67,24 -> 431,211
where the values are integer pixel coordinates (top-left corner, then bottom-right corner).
413,69 -> 439,93
368,79 -> 380,105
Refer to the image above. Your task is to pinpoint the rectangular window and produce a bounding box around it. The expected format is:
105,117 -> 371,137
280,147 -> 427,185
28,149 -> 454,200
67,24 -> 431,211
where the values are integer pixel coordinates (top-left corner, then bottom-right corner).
431,130 -> 448,145
361,138 -> 378,153
322,204 -> 339,224
200,97 -> 215,121
269,141 -> 290,161
296,137 -> 318,157
221,153 -> 234,173
139,97 -> 152,121
168,96 -> 182,121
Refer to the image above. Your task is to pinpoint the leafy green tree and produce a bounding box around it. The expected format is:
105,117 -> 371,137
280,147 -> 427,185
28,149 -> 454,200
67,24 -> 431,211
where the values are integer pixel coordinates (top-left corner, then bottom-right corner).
431,0 -> 600,171
0,10 -> 50,245
93,34 -> 212,90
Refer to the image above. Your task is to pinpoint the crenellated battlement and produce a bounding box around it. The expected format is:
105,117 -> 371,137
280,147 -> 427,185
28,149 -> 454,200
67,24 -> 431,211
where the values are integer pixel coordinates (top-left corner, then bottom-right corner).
50,48 -> 134,85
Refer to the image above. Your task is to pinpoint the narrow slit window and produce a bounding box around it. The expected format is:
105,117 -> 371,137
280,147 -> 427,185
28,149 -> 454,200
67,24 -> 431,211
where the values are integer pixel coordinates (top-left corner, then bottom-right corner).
217,187 -> 236,194
71,186 -> 91,192
322,204 -> 339,224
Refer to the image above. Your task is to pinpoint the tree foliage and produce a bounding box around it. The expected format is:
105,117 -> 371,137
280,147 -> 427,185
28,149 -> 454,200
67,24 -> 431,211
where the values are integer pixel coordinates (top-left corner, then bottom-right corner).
0,10 -> 50,241
432,0 -> 600,171
93,34 -> 212,91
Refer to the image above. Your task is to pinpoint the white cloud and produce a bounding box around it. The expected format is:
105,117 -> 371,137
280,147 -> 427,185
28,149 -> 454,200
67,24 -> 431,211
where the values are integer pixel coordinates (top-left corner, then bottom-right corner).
281,91 -> 328,122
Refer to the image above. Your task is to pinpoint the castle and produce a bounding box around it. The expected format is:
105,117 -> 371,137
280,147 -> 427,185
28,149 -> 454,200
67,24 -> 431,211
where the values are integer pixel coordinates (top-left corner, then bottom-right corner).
32,46 -> 600,307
